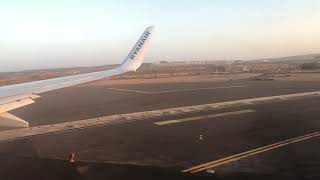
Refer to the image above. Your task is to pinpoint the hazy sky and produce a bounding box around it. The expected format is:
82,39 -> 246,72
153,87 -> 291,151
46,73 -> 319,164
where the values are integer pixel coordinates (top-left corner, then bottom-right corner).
1,0 -> 320,71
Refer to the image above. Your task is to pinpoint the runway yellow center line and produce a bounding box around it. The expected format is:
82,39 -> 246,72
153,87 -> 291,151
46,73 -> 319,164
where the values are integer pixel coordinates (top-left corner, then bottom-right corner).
182,132 -> 320,173
154,109 -> 255,125
108,85 -> 247,94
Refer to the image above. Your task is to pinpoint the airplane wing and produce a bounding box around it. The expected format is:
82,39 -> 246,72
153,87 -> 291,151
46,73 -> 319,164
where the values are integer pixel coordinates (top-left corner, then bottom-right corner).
0,26 -> 155,128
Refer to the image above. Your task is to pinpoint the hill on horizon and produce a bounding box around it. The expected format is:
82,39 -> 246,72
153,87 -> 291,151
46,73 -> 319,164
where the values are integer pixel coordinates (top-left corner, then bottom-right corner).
250,54 -> 320,63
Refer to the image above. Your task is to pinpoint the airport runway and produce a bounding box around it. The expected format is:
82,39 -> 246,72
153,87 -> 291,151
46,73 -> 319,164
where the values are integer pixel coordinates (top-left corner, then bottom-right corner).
1,80 -> 320,179
11,80 -> 320,126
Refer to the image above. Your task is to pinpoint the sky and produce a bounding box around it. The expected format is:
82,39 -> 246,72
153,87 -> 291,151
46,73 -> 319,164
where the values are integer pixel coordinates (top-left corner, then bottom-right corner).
0,0 -> 320,71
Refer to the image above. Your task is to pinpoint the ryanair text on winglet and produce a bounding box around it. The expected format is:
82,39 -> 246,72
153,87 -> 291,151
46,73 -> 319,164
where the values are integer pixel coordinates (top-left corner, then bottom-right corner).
130,31 -> 151,60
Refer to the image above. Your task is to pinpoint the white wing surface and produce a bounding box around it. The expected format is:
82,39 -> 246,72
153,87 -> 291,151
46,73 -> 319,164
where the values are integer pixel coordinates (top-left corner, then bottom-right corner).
0,26 -> 155,128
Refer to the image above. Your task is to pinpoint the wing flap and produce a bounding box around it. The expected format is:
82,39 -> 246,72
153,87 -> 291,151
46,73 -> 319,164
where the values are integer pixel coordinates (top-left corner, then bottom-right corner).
0,112 -> 29,128
0,97 -> 36,114
0,94 -> 40,106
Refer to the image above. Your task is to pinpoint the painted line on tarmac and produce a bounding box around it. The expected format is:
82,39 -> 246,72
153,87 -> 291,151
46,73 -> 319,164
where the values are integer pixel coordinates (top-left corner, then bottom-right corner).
107,85 -> 247,94
0,91 -> 319,142
154,109 -> 255,125
107,87 -> 152,94
182,132 -> 320,173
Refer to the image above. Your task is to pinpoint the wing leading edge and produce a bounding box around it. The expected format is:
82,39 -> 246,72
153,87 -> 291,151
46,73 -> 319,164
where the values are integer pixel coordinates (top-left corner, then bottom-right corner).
0,26 -> 155,128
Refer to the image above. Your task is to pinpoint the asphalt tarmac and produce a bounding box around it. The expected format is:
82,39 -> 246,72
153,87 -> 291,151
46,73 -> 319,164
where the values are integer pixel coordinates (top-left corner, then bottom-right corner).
1,80 -> 320,179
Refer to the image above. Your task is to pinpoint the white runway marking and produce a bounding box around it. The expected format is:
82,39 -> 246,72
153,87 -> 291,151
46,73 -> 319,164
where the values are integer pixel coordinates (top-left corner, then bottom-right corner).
154,109 -> 256,125
107,85 -> 248,94
0,90 -> 319,142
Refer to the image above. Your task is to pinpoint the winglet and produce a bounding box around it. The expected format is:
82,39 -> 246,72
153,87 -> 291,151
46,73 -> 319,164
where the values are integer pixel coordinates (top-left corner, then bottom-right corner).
120,26 -> 155,72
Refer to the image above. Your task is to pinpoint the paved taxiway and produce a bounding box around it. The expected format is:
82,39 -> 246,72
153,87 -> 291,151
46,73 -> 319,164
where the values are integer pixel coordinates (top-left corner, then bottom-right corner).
1,80 -> 320,179
11,80 -> 320,126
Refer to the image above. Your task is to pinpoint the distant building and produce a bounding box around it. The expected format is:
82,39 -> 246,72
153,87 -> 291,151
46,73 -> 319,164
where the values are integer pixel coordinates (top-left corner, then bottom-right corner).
160,61 -> 169,64
301,62 -> 320,70
233,60 -> 244,65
